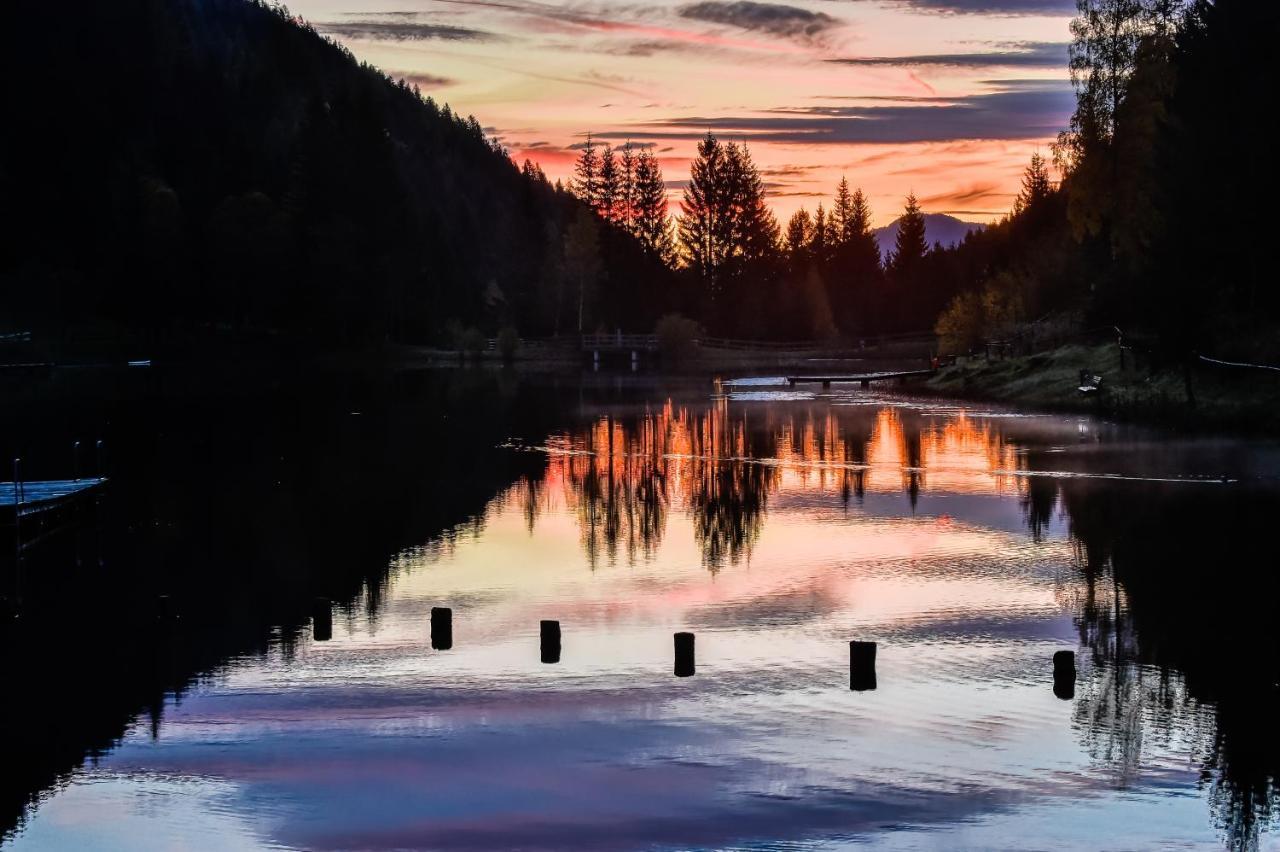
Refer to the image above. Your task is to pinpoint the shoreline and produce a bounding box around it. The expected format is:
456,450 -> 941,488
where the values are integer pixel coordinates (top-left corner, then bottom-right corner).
919,343 -> 1280,434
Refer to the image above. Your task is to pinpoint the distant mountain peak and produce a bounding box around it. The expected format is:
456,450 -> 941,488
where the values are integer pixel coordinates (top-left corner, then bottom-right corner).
874,213 -> 985,258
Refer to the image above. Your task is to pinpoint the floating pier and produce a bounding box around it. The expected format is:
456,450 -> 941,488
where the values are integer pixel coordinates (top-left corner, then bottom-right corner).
2,477 -> 107,524
786,369 -> 935,389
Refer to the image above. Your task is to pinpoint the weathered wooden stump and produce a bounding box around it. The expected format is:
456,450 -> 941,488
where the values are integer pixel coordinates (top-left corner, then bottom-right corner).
1053,650 -> 1076,700
674,631 -> 695,677
431,606 -> 453,650
312,597 -> 332,642
155,594 -> 179,625
849,640 -> 877,691
540,619 -> 561,664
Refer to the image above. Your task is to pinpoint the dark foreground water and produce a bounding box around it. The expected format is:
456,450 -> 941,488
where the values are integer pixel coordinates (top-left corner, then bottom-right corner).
2,366 -> 1279,851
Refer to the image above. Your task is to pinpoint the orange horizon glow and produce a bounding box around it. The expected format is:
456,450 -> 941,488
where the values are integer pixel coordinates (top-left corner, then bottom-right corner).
290,0 -> 1075,226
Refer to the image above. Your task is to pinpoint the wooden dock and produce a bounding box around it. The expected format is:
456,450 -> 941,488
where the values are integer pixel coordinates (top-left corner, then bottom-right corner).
2,477 -> 107,522
786,369 -> 935,389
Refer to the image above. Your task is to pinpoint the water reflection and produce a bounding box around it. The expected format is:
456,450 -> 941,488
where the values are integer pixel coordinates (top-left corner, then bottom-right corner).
4,375 -> 1280,851
498,395 -> 1279,849
1059,475 -> 1280,850
513,404 -> 1033,572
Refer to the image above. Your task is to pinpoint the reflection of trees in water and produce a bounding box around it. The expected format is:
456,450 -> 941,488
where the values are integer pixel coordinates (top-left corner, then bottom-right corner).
686,401 -> 774,571
526,399 -> 776,571
1020,472 -> 1059,542
510,400 -> 1280,845
514,402 -> 1028,570
1053,476 -> 1280,851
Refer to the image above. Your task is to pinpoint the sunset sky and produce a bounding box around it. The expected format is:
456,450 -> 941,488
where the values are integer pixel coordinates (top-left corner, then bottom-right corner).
290,0 -> 1077,225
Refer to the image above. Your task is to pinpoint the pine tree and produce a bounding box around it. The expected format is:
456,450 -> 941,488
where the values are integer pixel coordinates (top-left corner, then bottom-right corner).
721,141 -> 779,268
1014,152 -> 1053,214
571,135 -> 600,208
832,178 -> 855,245
849,188 -> 873,241
678,133 -> 778,306
632,149 -> 673,263
888,193 -> 928,283
619,143 -> 638,232
679,132 -> 727,287
563,208 -> 602,333
598,144 -> 619,221
842,187 -> 883,332
786,208 -> 812,259
811,203 -> 835,267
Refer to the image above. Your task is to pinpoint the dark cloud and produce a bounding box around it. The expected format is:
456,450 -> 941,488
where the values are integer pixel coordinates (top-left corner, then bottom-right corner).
827,41 -> 1067,68
596,80 -> 1074,145
679,1 -> 842,42
393,72 -> 456,89
843,0 -> 1076,14
316,20 -> 496,41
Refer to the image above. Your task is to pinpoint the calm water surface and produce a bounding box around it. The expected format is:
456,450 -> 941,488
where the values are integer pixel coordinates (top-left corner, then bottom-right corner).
3,369 -> 1279,851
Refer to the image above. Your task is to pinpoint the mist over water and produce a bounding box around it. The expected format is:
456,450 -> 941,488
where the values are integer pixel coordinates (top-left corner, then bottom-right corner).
3,368 -> 1278,851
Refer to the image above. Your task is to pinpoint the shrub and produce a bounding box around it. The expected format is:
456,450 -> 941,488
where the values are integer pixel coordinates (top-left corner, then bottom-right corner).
496,327 -> 520,363
656,313 -> 700,363
459,326 -> 487,361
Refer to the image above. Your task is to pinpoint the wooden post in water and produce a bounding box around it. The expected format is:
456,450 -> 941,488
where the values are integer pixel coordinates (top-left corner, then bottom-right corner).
1053,650 -> 1076,700
540,620 -> 561,664
431,606 -> 453,650
12,458 -> 22,554
849,640 -> 877,691
73,441 -> 81,482
312,597 -> 333,642
860,379 -> 870,389
155,594 -> 179,627
674,631 -> 695,677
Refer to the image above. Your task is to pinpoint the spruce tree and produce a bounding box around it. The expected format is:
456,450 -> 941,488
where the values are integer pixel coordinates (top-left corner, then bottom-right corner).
633,150 -> 674,263
888,193 -> 928,283
811,203 -> 835,267
678,132 -> 727,287
786,208 -> 812,260
571,135 -> 600,208
721,141 -> 779,268
619,143 -> 638,232
1014,152 -> 1053,214
678,133 -> 778,309
598,144 -> 619,221
849,188 -> 873,241
832,178 -> 855,245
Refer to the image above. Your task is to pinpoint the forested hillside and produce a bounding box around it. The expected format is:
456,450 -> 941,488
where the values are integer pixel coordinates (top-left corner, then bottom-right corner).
932,0 -> 1279,365
0,0 -> 672,347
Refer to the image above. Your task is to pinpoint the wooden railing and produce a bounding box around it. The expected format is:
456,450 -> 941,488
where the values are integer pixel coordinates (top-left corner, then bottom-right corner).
581,333 -> 660,351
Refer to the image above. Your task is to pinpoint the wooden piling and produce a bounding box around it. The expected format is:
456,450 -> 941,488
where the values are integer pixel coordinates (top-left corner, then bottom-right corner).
540,620 -> 561,664
1053,650 -> 1076,700
674,631 -> 695,677
431,606 -> 453,650
849,640 -> 877,691
155,594 -> 178,626
312,597 -> 332,642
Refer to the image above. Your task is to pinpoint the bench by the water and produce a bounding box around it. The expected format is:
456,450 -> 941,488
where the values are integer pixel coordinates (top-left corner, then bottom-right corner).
1078,369 -> 1104,395
786,369 -> 936,389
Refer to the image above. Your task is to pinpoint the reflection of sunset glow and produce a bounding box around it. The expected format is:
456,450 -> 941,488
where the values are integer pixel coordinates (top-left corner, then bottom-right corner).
506,401 -> 1037,570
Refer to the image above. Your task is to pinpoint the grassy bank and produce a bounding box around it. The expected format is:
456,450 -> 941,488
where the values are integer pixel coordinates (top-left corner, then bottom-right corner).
926,343 -> 1280,431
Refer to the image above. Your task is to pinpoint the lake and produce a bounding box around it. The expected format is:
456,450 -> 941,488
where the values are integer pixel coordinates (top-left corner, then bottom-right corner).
2,366 -> 1278,851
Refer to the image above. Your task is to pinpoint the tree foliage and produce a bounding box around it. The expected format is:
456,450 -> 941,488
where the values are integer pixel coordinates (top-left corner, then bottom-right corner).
0,0 -> 673,346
